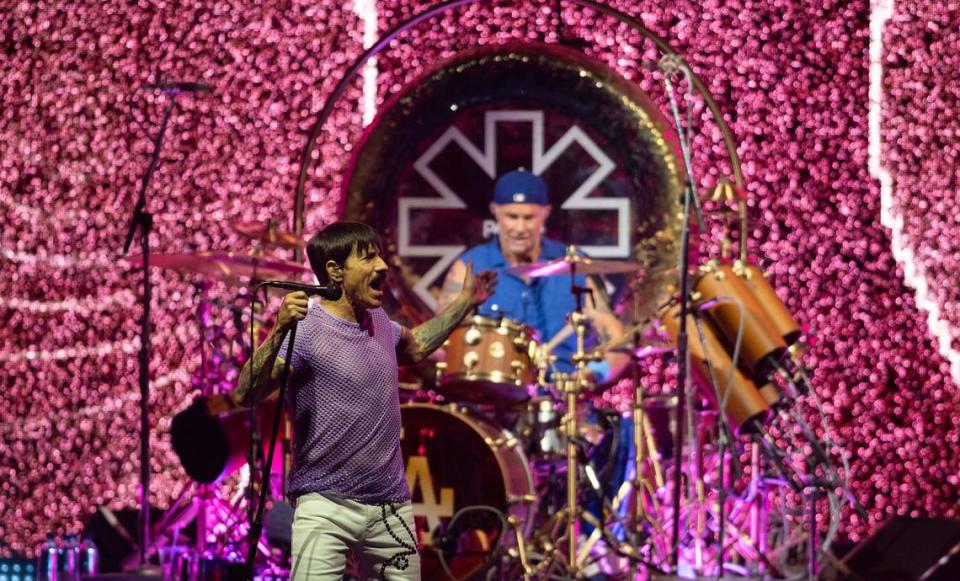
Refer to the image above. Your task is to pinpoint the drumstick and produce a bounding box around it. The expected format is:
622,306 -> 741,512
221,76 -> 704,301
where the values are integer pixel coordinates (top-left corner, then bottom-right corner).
540,323 -> 574,359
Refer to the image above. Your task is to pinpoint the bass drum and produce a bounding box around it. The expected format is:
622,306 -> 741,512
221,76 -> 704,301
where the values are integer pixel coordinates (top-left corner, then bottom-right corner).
400,403 -> 536,579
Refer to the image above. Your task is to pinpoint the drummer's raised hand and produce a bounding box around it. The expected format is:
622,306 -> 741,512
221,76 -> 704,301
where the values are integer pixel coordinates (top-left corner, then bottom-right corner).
397,262 -> 497,364
276,291 -> 309,333
461,261 -> 497,308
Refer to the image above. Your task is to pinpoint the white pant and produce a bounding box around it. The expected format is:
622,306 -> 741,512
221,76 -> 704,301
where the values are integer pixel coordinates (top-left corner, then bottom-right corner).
291,493 -> 420,580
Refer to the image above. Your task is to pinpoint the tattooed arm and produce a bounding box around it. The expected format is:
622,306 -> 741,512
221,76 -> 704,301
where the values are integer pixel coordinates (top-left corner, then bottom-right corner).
398,262 -> 497,364
231,291 -> 308,407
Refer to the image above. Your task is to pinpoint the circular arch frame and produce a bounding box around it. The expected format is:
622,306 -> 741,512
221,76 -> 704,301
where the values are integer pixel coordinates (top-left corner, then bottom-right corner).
293,0 -> 748,261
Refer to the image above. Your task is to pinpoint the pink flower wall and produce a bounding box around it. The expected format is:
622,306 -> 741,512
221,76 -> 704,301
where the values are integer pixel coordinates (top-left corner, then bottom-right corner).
1,0 -> 957,555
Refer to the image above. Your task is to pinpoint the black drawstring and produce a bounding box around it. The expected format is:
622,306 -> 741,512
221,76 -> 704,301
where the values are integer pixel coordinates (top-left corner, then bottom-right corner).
376,502 -> 419,579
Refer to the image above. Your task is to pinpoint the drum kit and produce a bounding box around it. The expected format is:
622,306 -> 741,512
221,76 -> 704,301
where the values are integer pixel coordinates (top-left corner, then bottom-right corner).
399,246 -> 742,579
131,224 -> 830,580
399,249 -> 840,579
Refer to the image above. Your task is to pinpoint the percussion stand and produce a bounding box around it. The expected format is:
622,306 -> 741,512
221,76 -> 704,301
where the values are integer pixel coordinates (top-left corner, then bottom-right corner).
192,291 -> 245,561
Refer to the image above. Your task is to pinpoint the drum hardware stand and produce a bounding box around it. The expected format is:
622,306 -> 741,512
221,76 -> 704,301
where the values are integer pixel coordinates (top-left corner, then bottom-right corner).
706,449 -> 786,579
557,370 -> 584,576
130,294 -> 258,570
541,247 -> 643,577
575,350 -> 668,575
195,296 -> 215,560
747,443 -> 768,576
804,455 -> 825,580
120,480 -> 195,570
507,515 -> 536,578
514,514 -> 564,579
120,479 -> 244,570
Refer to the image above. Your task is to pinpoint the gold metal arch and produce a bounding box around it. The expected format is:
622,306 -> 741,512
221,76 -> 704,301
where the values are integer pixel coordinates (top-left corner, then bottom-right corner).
293,0 -> 749,263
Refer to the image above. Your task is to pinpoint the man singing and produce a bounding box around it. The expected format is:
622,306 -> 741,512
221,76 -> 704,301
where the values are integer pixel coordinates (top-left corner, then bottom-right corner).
231,221 -> 496,580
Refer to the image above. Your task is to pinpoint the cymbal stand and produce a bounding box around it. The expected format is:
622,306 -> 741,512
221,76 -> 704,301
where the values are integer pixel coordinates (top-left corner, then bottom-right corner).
660,58 -> 708,571
556,247 -> 593,576
561,334 -> 585,575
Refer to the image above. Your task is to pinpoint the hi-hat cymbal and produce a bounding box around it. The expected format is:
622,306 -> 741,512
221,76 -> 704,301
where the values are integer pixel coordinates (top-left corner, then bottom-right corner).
126,251 -> 312,283
505,255 -> 644,278
232,220 -> 305,249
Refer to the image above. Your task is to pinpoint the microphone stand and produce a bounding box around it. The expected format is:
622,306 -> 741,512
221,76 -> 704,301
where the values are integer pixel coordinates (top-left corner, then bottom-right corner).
121,94 -> 179,569
660,55 -> 707,571
231,297 -> 264,526
244,317 -> 297,580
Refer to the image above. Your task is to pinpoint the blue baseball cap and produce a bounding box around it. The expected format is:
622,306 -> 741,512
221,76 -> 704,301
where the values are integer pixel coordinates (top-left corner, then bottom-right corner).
493,170 -> 549,205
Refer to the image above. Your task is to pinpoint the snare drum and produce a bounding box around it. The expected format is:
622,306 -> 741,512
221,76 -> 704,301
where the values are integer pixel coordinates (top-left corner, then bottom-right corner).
437,315 -> 539,405
401,403 -> 536,578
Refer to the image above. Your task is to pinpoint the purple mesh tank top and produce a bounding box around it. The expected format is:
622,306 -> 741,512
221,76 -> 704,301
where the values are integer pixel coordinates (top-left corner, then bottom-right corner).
279,303 -> 409,503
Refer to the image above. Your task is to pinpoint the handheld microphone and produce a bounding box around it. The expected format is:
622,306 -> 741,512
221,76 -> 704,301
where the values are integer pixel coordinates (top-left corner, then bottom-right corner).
263,280 -> 342,301
141,82 -> 213,94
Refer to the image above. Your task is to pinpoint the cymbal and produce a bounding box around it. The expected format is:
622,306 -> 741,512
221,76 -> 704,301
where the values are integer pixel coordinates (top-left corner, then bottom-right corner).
505,255 -> 643,278
232,220 -> 305,249
126,251 -> 312,282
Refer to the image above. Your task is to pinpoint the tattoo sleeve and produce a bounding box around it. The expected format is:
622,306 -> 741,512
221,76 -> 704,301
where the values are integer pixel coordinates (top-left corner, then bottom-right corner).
407,295 -> 474,362
231,330 -> 291,407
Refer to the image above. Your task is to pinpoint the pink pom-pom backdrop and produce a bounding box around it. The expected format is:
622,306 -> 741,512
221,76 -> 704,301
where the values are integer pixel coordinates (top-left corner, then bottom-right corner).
1,0 -> 957,556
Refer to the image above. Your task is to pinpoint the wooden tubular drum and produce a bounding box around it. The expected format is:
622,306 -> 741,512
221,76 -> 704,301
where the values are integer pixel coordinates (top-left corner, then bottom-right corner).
661,304 -> 769,433
694,262 -> 787,376
733,261 -> 802,345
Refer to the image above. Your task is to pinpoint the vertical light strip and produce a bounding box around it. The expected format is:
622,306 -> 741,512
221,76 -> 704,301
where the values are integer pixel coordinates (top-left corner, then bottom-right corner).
354,0 -> 379,127
869,0 -> 960,385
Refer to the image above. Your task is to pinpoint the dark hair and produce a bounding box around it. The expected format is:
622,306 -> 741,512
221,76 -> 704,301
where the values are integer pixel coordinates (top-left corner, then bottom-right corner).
306,222 -> 382,284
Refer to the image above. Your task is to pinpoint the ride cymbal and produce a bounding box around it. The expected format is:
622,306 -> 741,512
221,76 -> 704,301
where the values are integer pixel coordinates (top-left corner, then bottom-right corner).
126,251 -> 312,282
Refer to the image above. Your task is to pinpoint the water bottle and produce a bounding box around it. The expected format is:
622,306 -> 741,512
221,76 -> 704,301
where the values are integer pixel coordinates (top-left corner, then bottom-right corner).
37,534 -> 58,581
57,534 -> 79,581
78,535 -> 99,577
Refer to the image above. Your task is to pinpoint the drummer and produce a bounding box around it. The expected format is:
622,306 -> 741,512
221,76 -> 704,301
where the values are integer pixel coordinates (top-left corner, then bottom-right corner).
438,169 -> 628,382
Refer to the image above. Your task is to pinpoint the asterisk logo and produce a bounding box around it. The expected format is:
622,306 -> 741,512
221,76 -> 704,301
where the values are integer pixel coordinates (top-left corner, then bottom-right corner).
398,110 -> 628,310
